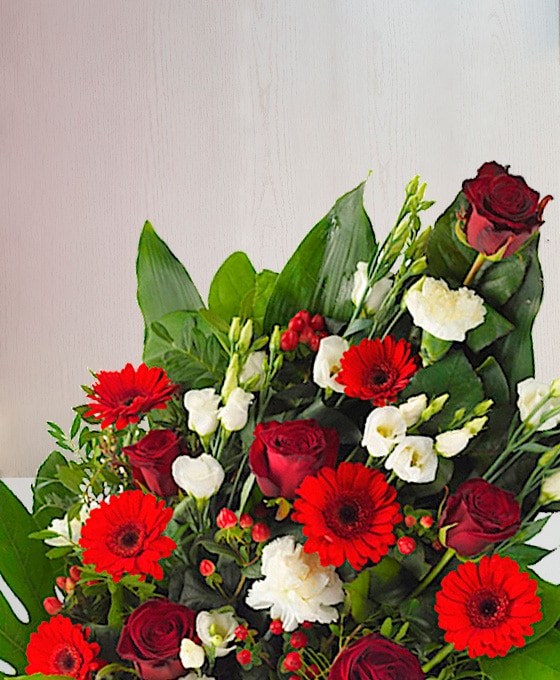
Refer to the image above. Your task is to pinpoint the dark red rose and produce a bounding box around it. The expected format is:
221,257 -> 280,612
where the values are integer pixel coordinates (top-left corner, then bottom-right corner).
439,478 -> 521,557
462,161 -> 552,258
249,419 -> 339,499
117,599 -> 197,680
328,634 -> 425,680
122,430 -> 182,497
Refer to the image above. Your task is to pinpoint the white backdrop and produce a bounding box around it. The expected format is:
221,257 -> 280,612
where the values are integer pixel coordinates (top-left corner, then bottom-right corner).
1,0 -> 559,481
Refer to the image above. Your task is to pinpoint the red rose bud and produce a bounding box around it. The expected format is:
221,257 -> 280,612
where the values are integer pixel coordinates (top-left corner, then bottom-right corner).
280,330 -> 299,351
236,649 -> 252,666
419,514 -> 434,529
438,478 -> 521,557
289,631 -> 308,649
216,507 -> 238,529
239,513 -> 254,528
462,161 -> 553,258
269,619 -> 284,635
397,536 -> 417,555
310,314 -> 325,331
404,515 -> 417,528
199,559 -> 216,577
249,419 -> 339,499
283,652 -> 303,672
234,625 -> 249,641
68,565 -> 82,583
43,596 -> 63,615
251,522 -> 271,543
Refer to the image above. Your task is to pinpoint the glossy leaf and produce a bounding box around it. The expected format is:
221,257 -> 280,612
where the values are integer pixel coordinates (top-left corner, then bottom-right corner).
466,305 -> 514,353
479,627 -> 560,679
208,252 -> 256,323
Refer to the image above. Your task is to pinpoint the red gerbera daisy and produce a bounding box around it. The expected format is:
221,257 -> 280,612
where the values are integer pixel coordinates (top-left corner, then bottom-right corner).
435,554 -> 542,658
79,490 -> 176,582
84,363 -> 176,429
26,615 -> 102,679
335,336 -> 418,406
292,462 -> 401,570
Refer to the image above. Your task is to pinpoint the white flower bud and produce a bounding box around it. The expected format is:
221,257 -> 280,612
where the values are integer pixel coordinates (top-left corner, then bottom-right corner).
435,429 -> 471,458
517,378 -> 560,431
540,469 -> 560,503
351,262 -> 392,314
240,351 -> 267,390
398,394 -> 428,427
218,387 -> 254,432
172,454 -> 225,500
184,388 -> 221,437
45,506 -> 90,547
312,335 -> 349,393
179,638 -> 205,670
362,406 -> 407,457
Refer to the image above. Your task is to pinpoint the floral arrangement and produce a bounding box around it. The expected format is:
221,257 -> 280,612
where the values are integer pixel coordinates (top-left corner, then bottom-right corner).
3,161 -> 560,680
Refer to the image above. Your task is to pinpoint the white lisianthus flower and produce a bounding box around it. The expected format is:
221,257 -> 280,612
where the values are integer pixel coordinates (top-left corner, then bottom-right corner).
179,675 -> 215,680
184,388 -> 221,437
313,336 -> 349,393
435,429 -> 471,458
540,469 -> 560,503
218,387 -> 254,432
179,638 -> 205,669
362,406 -> 407,458
405,277 -> 486,342
172,454 -> 225,500
351,262 -> 392,314
517,378 -> 560,431
398,394 -> 428,427
385,435 -> 437,483
45,506 -> 90,547
246,536 -> 344,632
196,610 -> 238,657
240,351 -> 267,389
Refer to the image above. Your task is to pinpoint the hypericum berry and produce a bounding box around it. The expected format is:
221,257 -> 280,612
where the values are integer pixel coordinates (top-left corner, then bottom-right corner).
55,576 -> 68,591
199,559 -> 216,577
288,315 -> 306,333
299,325 -> 316,346
43,596 -> 63,615
307,334 -> 320,352
289,631 -> 308,649
280,330 -> 299,351
432,538 -> 444,551
310,314 -> 325,331
234,625 -> 249,641
236,649 -> 252,666
294,310 -> 311,326
252,522 -> 271,543
216,507 -> 238,529
306,663 -> 320,678
397,536 -> 417,555
420,514 -> 434,529
301,620 -> 313,629
68,565 -> 82,582
269,619 -> 284,635
288,676 -> 299,680
283,651 -> 303,672
404,514 -> 417,528
239,513 -> 254,528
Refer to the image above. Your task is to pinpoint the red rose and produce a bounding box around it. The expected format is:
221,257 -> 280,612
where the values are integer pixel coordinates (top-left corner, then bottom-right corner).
328,634 -> 425,680
117,599 -> 197,680
439,478 -> 521,557
123,430 -> 182,497
462,161 -> 552,258
249,419 -> 338,499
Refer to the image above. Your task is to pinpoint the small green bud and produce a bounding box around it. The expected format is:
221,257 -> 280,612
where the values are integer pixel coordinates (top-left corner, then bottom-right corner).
550,378 -> 560,398
464,416 -> 487,436
406,175 -> 419,196
473,399 -> 494,416
229,317 -> 241,345
269,325 -> 281,354
421,394 -> 449,421
238,319 -> 253,353
221,354 -> 240,401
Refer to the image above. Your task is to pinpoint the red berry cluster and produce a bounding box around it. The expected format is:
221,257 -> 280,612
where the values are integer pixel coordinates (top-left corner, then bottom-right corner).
44,565 -> 82,615
398,509 -> 437,555
280,310 -> 327,352
274,623 -> 321,678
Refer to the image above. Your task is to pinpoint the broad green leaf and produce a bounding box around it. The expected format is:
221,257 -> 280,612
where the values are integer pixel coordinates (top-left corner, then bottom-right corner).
137,221 -> 204,351
466,305 -> 514,353
476,356 -> 510,405
500,544 -> 551,568
528,573 -> 560,644
178,567 -> 226,610
479,627 -> 560,679
252,270 -> 277,333
208,252 -> 256,323
344,569 -> 371,623
0,481 -> 59,675
478,254 -> 528,306
403,351 -> 484,430
264,181 -> 376,328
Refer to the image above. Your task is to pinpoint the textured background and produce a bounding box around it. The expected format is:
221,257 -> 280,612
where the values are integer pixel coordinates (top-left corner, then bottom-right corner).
1,0 -> 559,480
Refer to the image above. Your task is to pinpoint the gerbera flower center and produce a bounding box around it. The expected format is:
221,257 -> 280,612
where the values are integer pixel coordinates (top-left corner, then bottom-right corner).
368,366 -> 392,387
466,588 -> 510,628
53,645 -> 81,675
324,492 -> 374,538
107,521 -> 146,557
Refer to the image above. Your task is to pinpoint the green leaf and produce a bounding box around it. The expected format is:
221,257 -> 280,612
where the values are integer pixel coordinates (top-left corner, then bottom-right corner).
264,181 -> 376,328
177,567 -> 226,610
479,627 -> 560,679
403,351 -> 484,430
478,255 -> 528,306
466,305 -> 514,353
500,544 -> 551,568
252,270 -> 278,333
0,481 -> 60,675
32,451 -> 73,525
208,252 -> 256,323
527,573 -> 560,644
476,356 -> 510,405
344,569 -> 371,623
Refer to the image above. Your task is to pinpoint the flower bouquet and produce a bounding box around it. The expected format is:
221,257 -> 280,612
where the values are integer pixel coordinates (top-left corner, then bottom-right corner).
3,162 -> 560,680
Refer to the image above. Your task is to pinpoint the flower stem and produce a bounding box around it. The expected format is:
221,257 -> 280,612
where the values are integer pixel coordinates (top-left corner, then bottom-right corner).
463,253 -> 486,286
421,643 -> 454,673
409,548 -> 455,599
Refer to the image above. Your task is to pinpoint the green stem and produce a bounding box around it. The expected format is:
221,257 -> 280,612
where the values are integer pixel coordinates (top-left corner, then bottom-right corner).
463,252 -> 486,286
421,643 -> 454,673
409,548 -> 455,599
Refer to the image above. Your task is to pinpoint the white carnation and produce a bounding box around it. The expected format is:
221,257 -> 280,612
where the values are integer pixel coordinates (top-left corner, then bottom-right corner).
398,394 -> 428,427
362,406 -> 406,457
435,429 -> 471,458
385,435 -> 437,483
172,454 -> 225,500
405,277 -> 486,342
351,262 -> 392,314
218,387 -> 254,432
517,378 -> 560,431
184,388 -> 221,437
313,335 -> 349,393
246,536 -> 344,632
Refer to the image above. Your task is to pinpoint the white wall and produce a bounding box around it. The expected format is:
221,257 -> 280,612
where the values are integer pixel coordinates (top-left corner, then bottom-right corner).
1,0 -> 560,477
